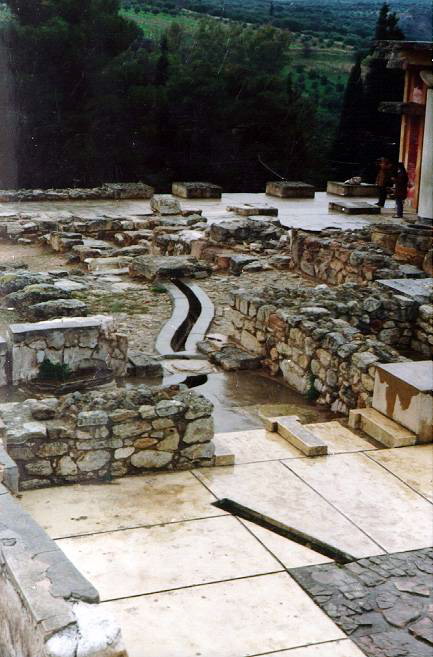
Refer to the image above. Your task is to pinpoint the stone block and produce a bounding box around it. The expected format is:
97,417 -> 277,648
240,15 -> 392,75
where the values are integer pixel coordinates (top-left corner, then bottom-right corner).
326,181 -> 379,197
129,255 -> 210,281
172,182 -> 222,199
348,407 -> 417,448
372,361 -> 433,442
266,181 -> 315,198
150,195 -> 182,215
277,416 -> 328,456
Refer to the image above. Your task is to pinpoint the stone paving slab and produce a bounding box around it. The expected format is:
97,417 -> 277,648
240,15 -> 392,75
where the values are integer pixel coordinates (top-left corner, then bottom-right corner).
267,639 -> 366,656
103,572 -> 344,657
305,421 -> 377,454
285,452 -> 433,553
196,461 -> 383,558
56,516 -> 282,600
239,519 -> 332,568
20,472 -> 225,539
290,548 -> 433,657
213,429 -> 304,463
365,445 -> 433,502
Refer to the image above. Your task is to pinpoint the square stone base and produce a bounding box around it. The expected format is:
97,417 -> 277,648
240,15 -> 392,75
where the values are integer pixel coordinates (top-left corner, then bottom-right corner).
266,181 -> 315,198
327,181 -> 379,197
328,200 -> 380,215
172,182 -> 223,199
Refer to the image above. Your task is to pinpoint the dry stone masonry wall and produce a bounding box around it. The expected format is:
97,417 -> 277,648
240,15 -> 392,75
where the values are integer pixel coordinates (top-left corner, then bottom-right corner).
1,385 -> 215,490
229,281 -> 431,414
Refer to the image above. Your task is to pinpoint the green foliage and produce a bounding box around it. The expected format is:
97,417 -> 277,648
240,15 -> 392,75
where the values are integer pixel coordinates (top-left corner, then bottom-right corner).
150,283 -> 167,293
38,358 -> 72,382
306,372 -> 319,402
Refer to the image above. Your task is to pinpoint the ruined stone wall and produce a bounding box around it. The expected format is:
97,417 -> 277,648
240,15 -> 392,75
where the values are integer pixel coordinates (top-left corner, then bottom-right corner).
411,304 -> 433,357
6,316 -> 128,385
229,284 -> 412,414
291,228 -> 428,285
2,386 -> 215,490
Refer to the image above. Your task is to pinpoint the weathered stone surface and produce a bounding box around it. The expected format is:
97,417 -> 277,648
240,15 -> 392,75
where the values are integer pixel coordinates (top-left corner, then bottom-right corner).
183,417 -> 214,444
127,351 -> 163,377
150,195 -> 182,215
129,255 -> 211,281
172,181 -> 222,198
77,411 -> 109,428
130,449 -> 172,469
266,180 -> 315,198
76,450 -> 110,472
155,400 -> 186,417
28,298 -> 88,320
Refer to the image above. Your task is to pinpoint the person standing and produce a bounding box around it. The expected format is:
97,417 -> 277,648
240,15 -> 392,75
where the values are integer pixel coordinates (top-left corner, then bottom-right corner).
392,162 -> 409,218
375,157 -> 393,207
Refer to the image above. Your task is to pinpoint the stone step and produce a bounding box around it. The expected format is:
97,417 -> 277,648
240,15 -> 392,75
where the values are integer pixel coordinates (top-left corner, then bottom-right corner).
348,407 -> 417,448
328,200 -> 381,215
276,416 -> 328,456
213,435 -> 235,467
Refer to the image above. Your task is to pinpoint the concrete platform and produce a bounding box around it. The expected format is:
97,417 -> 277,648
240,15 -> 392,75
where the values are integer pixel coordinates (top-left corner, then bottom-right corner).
327,181 -> 379,197
373,361 -> 433,442
329,200 -> 381,214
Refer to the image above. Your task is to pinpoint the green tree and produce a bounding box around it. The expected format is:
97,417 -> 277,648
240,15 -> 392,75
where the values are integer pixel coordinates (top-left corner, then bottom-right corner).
4,0 -> 141,186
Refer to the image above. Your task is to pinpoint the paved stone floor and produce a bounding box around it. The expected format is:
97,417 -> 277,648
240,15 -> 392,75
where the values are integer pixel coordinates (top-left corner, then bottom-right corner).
0,192 -> 405,231
291,549 -> 433,657
20,429 -> 432,657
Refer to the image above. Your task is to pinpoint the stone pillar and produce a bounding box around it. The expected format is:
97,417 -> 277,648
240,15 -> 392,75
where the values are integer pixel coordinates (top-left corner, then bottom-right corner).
418,71 -> 433,221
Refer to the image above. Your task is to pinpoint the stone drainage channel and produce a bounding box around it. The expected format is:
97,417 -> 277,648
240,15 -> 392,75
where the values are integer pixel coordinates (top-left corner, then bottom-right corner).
155,278 -> 215,386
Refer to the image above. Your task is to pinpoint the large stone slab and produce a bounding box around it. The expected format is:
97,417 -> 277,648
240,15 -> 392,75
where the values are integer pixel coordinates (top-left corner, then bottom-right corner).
172,182 -> 223,199
103,572 -> 344,657
329,200 -> 381,214
20,472 -> 225,539
266,181 -> 315,198
226,203 -> 278,216
286,452 -> 433,553
277,416 -> 328,456
327,181 -> 379,197
377,277 -> 433,303
57,516 -> 281,600
373,361 -> 433,442
129,255 -> 210,281
349,407 -> 417,448
196,460 -> 383,558
366,445 -> 433,502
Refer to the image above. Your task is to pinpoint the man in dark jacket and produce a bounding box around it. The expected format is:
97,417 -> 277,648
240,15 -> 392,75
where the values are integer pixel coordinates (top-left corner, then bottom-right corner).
392,162 -> 409,218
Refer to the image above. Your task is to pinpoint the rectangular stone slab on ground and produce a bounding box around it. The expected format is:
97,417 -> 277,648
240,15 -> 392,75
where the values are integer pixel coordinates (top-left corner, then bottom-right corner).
328,200 -> 381,214
266,181 -> 315,198
348,407 -> 417,448
277,416 -> 328,456
327,181 -> 379,196
172,182 -> 223,198
226,203 -> 279,216
102,572 -> 344,657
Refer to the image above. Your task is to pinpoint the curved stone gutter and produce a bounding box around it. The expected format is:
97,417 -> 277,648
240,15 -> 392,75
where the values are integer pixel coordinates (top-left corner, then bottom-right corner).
155,278 -> 214,358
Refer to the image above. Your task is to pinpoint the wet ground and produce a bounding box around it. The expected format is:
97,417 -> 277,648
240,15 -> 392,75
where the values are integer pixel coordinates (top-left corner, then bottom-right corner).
0,192 -> 407,231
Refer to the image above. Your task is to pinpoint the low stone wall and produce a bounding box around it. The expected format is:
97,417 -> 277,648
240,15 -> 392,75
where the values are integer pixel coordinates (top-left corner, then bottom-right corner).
0,338 -> 7,386
2,385 -> 215,490
228,283 -> 411,414
291,227 -> 428,285
0,484 -> 126,657
6,316 -> 128,385
0,181 -> 153,202
412,304 -> 433,356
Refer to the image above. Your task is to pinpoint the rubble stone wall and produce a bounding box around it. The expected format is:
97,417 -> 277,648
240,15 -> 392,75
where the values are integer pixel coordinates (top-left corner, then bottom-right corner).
0,339 -> 7,386
2,386 -> 215,490
6,316 -> 128,385
411,304 -> 433,356
291,228 -> 428,285
228,283 -> 416,414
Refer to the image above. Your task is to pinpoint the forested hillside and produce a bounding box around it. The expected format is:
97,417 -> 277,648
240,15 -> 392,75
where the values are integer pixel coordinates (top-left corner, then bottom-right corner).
0,0 -> 428,190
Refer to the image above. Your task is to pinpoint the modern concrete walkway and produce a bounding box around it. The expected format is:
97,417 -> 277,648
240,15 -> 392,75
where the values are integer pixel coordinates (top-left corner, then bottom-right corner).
0,192 -> 405,232
20,427 -> 432,657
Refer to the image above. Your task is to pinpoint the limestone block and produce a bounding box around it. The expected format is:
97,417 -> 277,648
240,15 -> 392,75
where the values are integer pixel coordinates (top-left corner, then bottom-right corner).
150,195 -> 182,215
266,181 -> 315,198
114,447 -> 135,460
77,411 -> 109,428
76,450 -> 110,472
172,182 -> 222,199
157,430 -> 180,451
130,449 -> 172,469
183,417 -> 214,444
25,460 -> 53,476
112,421 -> 152,439
57,456 -> 78,476
280,359 -> 310,395
181,442 -> 215,460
